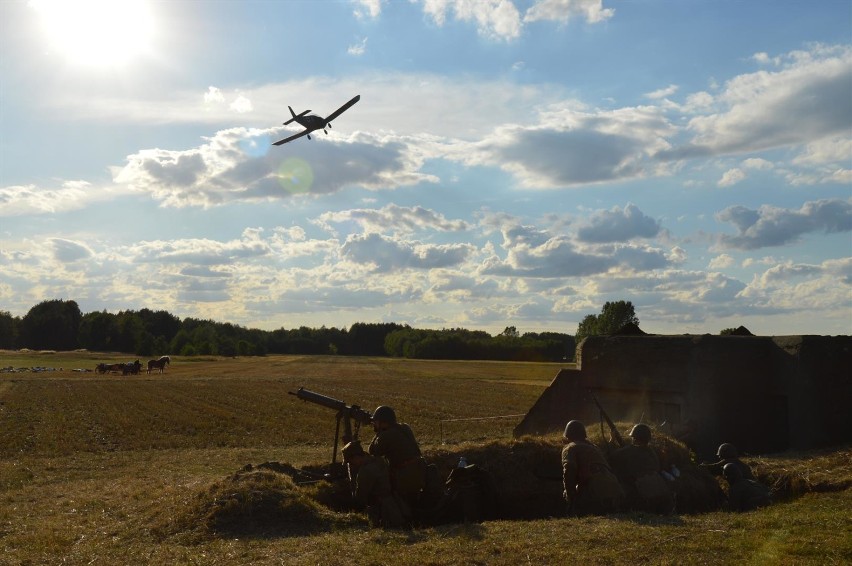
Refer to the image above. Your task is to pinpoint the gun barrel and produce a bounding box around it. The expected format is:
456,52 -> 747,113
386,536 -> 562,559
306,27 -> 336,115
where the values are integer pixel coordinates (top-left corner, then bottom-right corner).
289,387 -> 347,412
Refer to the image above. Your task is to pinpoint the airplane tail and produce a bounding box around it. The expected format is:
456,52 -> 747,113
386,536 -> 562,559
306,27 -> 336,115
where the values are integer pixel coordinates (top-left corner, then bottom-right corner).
283,106 -> 297,125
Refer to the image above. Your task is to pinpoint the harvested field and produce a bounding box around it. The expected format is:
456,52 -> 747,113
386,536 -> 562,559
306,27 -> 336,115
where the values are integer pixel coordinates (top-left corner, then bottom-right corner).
0,352 -> 848,564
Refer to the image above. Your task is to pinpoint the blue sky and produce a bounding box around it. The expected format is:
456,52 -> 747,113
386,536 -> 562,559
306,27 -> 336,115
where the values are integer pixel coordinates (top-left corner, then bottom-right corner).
1,0 -> 850,336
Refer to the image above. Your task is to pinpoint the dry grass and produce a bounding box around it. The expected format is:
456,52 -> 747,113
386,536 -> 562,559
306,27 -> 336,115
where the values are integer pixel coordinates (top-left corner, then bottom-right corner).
0,352 -> 849,565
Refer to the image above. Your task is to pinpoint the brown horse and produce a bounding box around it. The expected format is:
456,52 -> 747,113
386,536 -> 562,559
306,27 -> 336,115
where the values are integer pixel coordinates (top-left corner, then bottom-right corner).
123,360 -> 142,375
147,355 -> 170,374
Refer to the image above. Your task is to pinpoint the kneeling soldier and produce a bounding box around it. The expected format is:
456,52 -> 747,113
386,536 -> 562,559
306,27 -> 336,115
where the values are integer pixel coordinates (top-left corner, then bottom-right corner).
561,420 -> 624,516
343,441 -> 411,528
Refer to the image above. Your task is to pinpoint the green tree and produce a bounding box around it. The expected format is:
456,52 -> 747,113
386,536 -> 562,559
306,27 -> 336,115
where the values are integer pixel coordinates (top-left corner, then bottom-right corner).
575,300 -> 639,342
0,310 -> 20,349
79,311 -> 118,351
19,299 -> 82,350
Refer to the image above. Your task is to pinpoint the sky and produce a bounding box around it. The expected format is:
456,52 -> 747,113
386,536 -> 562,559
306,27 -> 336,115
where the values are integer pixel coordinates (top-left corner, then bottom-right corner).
0,0 -> 850,337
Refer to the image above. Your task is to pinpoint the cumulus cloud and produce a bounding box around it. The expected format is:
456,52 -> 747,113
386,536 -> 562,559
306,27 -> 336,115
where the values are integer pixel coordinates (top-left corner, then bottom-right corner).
715,198 -> 852,250
664,44 -> 852,159
50,238 -> 94,263
0,181 -> 112,216
645,84 -> 678,100
317,204 -> 469,235
340,233 -> 475,272
418,0 -> 523,40
708,254 -> 735,269
470,105 -> 675,187
576,203 -> 661,243
112,128 -> 434,208
718,168 -> 746,187
230,95 -> 253,113
524,0 -> 615,25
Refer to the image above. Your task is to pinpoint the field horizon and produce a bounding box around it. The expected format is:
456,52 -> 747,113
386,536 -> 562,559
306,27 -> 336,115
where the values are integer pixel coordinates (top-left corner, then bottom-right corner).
1,352 -> 849,564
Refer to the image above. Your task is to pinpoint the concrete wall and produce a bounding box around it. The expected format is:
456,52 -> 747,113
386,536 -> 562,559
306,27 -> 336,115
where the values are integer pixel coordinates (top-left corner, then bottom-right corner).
513,334 -> 851,457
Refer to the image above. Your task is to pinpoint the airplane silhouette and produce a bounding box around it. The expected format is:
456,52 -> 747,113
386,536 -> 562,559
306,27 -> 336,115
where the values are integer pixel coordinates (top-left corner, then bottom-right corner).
272,94 -> 361,146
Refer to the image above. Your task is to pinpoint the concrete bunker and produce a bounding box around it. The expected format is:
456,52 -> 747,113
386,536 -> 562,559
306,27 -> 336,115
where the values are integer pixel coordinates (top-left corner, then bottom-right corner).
514,333 -> 851,458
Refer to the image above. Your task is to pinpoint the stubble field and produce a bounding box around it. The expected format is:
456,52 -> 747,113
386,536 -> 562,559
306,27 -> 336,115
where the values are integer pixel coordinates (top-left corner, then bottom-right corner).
0,351 -> 849,565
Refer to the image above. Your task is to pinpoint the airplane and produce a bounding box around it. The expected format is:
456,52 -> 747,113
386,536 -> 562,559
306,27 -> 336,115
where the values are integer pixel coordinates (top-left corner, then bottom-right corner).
272,94 -> 361,146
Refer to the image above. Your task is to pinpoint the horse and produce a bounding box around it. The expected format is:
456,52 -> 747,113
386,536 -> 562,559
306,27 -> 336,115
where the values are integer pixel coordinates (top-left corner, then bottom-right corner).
147,355 -> 170,374
102,363 -> 124,374
123,360 -> 142,375
95,363 -> 107,374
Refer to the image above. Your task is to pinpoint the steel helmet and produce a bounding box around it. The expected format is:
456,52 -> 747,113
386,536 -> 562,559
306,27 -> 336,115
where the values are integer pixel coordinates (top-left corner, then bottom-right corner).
717,443 -> 738,460
629,423 -> 652,444
563,420 -> 587,441
372,405 -> 397,424
342,440 -> 365,462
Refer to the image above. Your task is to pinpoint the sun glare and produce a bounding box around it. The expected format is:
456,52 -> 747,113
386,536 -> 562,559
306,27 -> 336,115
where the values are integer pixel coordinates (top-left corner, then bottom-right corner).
31,0 -> 155,67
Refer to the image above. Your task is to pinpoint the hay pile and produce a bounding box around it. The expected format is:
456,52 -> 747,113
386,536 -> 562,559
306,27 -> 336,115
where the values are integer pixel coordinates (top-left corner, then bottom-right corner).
159,464 -> 361,540
749,446 -> 852,498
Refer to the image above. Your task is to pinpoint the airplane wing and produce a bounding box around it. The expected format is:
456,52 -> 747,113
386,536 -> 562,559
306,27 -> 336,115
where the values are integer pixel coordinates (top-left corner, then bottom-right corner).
324,94 -> 360,123
272,129 -> 311,146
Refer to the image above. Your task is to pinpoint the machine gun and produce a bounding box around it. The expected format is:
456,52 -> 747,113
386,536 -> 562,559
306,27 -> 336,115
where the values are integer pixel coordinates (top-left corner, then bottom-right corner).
589,391 -> 625,447
288,387 -> 373,471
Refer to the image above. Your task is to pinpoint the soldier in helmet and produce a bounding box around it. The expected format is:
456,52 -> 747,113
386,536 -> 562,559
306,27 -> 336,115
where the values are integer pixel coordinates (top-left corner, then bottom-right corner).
342,440 -> 411,528
701,443 -> 755,480
609,423 -> 675,514
368,405 -> 426,509
723,462 -> 771,512
561,420 -> 624,516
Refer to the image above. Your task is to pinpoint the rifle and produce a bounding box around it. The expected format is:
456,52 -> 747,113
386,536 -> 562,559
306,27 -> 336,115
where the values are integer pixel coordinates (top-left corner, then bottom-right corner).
589,391 -> 625,447
288,387 -> 373,469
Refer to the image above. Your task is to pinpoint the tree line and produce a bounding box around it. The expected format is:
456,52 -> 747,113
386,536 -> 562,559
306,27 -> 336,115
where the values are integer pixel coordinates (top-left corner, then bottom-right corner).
0,300 -> 576,362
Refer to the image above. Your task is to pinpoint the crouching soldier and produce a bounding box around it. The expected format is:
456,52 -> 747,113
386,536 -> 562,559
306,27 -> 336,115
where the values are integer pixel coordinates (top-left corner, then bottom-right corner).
609,424 -> 676,514
368,405 -> 426,509
343,441 -> 411,528
723,462 -> 771,512
562,420 -> 624,516
701,443 -> 755,480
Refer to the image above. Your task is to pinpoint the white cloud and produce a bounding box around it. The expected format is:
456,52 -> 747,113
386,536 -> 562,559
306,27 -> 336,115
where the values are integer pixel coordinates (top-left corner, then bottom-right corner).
317,204 -> 469,235
665,44 -> 852,159
204,86 -> 225,104
576,203 -> 661,243
742,157 -> 773,170
524,0 -> 615,25
348,37 -> 368,56
419,0 -> 523,41
718,168 -> 746,187
715,198 -> 852,250
352,0 -> 383,19
230,95 -> 253,114
645,84 -> 678,100
708,254 -> 734,269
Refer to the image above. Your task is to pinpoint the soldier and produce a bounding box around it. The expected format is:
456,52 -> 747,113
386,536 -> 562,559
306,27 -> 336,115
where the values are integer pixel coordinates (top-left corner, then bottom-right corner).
723,463 -> 771,512
609,423 -> 675,514
561,420 -> 624,516
368,405 -> 426,508
701,443 -> 755,480
342,441 -> 411,528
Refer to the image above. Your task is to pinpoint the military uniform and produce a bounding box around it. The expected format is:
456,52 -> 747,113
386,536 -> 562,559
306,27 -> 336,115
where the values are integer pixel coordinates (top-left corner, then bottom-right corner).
727,477 -> 771,512
610,444 -> 675,514
369,422 -> 425,506
702,457 -> 755,480
562,440 -> 624,516
350,455 -> 411,528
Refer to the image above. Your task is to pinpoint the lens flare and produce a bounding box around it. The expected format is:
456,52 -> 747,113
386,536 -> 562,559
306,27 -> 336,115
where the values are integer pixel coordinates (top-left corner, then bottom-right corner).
277,158 -> 314,194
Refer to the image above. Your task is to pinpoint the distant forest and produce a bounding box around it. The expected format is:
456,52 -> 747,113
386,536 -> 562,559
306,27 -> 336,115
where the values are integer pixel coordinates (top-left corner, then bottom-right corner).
0,299 -> 575,362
